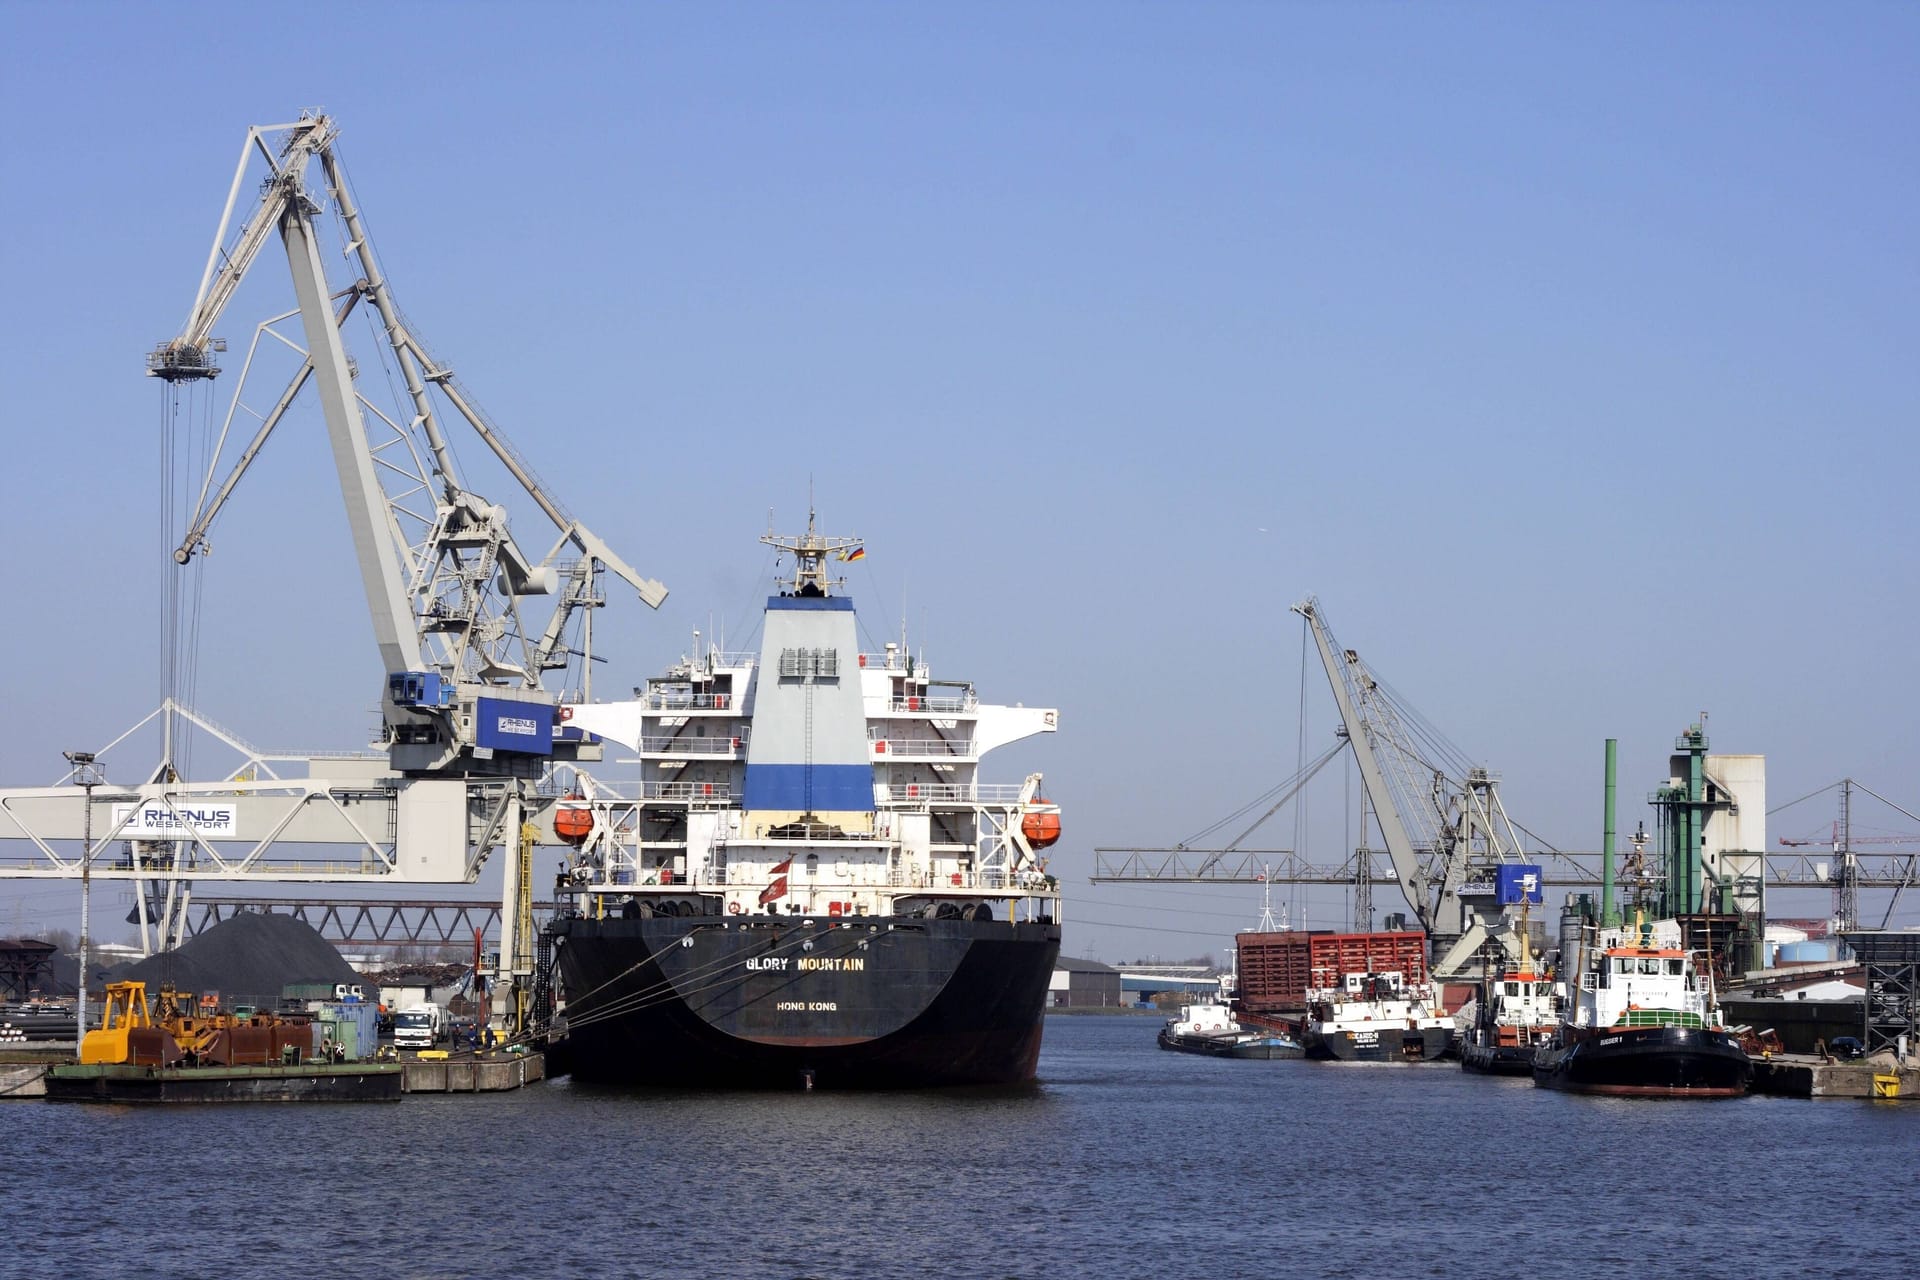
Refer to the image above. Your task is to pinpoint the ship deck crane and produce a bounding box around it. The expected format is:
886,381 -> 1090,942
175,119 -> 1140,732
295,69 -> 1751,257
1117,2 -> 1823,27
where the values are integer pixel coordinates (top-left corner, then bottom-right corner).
0,113 -> 666,1040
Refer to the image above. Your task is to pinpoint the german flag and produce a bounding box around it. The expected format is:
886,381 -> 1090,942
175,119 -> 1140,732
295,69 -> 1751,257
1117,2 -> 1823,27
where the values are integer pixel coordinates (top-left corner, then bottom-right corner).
839,546 -> 866,562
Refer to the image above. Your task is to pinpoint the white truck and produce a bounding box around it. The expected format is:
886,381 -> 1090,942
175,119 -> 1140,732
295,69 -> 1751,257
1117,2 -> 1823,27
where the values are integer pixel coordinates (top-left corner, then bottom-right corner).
391,1002 -> 447,1050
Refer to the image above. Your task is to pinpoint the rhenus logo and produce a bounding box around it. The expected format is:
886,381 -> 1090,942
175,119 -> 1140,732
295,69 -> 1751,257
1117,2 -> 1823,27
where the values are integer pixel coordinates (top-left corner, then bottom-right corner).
112,803 -> 239,839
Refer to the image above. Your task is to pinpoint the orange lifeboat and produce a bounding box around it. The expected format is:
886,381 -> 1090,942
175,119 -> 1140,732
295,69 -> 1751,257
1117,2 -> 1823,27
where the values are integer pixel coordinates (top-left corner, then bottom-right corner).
554,799 -> 594,846
1021,806 -> 1061,849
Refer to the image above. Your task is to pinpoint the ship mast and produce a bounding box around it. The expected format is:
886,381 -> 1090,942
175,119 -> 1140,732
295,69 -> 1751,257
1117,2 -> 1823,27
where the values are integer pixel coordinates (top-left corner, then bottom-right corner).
762,508 -> 862,597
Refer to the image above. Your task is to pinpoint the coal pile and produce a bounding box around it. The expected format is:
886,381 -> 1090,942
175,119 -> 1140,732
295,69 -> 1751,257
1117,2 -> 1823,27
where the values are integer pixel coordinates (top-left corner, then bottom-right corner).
107,911 -> 360,1006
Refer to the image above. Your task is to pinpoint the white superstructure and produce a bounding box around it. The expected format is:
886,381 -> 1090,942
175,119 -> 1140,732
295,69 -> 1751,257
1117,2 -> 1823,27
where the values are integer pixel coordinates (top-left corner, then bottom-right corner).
552,516 -> 1064,925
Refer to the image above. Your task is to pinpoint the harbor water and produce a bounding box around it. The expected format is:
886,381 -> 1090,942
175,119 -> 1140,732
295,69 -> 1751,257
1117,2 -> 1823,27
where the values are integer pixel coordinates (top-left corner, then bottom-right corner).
6,1014 -> 1915,1280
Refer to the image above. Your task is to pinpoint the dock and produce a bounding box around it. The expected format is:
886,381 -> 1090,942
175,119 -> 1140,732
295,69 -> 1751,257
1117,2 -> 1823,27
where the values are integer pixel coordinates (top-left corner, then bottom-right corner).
401,1051 -> 544,1092
3,1049 -> 545,1100
1750,1054 -> 1916,1100
46,1060 -> 405,1103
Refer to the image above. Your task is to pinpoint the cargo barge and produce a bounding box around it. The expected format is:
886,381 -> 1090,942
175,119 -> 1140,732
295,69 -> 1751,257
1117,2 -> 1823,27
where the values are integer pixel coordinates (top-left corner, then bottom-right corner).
1158,1000 -> 1304,1059
1302,969 -> 1454,1062
546,517 -> 1063,1089
1235,929 -> 1452,1060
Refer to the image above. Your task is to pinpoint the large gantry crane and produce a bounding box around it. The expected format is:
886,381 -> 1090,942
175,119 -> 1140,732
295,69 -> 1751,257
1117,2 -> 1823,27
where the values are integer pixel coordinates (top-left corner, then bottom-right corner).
0,113 -> 663,1037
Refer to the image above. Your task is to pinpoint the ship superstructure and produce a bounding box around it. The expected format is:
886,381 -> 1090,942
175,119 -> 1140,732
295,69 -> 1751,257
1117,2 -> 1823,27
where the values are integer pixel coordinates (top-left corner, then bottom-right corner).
543,517 -> 1064,1087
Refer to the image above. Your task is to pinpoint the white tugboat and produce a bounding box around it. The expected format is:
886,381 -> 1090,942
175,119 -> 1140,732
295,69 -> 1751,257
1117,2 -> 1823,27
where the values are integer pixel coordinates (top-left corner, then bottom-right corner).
544,514 -> 1066,1088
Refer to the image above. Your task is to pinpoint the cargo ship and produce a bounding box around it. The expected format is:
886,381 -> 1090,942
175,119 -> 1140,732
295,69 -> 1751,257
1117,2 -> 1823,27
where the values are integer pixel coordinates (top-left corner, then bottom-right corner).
1531,915 -> 1751,1098
545,517 -> 1063,1088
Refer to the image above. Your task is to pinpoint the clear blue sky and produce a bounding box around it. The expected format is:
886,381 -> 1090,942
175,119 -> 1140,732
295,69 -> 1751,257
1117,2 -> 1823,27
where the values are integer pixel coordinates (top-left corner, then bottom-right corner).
3,4 -> 1916,956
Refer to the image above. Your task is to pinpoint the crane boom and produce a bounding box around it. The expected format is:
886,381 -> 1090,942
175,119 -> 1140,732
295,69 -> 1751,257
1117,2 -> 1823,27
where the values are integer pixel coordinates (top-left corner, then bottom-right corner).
1291,597 -> 1531,976
1292,598 -> 1432,929
156,118 -> 335,379
149,112 -> 666,773
280,183 -> 427,675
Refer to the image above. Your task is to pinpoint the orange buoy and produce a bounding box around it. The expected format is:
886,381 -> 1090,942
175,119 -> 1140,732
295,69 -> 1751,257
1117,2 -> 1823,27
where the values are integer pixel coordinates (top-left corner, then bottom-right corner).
554,802 -> 594,845
1021,808 -> 1062,849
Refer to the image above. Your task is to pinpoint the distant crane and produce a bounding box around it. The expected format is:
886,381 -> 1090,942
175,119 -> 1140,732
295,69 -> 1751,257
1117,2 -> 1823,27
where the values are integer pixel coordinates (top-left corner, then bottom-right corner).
1775,777 -> 1920,933
1094,597 -> 1539,979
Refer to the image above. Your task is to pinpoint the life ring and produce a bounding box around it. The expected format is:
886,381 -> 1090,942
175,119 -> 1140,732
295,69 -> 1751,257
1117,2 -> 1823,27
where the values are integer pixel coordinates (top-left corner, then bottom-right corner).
727,901 -> 743,915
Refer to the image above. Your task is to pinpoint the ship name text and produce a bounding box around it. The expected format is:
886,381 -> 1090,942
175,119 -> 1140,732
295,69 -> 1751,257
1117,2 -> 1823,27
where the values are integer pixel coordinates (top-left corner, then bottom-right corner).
746,956 -> 867,973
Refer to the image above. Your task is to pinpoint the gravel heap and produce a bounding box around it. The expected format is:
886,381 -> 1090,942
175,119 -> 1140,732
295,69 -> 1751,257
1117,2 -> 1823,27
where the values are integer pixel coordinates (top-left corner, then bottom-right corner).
108,911 -> 361,1006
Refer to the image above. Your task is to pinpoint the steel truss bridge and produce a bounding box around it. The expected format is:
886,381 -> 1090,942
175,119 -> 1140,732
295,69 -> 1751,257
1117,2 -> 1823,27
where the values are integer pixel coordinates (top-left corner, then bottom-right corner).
1092,848 -> 1920,891
184,897 -> 558,950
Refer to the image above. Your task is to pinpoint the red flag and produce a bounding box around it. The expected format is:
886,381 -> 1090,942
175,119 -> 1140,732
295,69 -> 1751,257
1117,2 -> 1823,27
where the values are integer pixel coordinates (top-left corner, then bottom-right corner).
759,857 -> 793,906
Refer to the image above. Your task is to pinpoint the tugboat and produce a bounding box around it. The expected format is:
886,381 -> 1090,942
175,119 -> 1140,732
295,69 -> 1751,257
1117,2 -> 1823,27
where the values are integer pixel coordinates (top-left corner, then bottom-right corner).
1531,914 -> 1752,1098
1301,969 -> 1454,1062
1459,965 -> 1560,1075
545,515 -> 1064,1088
1158,999 -> 1304,1059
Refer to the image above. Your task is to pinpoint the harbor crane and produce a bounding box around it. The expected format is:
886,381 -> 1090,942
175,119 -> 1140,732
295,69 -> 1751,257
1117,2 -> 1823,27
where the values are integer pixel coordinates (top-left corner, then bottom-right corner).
0,113 -> 665,1038
1288,598 -> 1533,976
1095,598 -> 1543,980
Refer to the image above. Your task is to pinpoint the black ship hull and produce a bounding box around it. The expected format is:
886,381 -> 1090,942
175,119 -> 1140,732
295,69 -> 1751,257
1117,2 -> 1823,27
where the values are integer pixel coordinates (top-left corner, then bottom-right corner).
1460,1033 -> 1543,1076
1531,1025 -> 1753,1098
552,913 -> 1061,1089
1304,1025 -> 1452,1062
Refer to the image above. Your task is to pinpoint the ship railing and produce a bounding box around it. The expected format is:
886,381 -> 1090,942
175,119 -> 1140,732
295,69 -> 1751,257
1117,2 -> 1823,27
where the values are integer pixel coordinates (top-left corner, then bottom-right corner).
875,783 -> 1026,804
887,868 -> 1043,892
640,781 -> 734,802
638,735 -> 743,755
856,652 -> 920,672
871,737 -> 973,759
757,822 -> 880,842
638,692 -> 739,712
886,695 -> 975,714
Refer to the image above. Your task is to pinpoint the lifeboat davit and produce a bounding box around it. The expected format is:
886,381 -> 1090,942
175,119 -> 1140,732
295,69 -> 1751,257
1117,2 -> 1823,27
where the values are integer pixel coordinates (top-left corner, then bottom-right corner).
554,800 -> 594,846
1020,806 -> 1061,849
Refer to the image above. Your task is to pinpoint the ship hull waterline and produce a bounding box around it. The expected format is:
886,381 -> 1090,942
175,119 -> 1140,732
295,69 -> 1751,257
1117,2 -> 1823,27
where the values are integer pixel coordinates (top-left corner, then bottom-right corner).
1460,1039 -> 1542,1076
1158,1029 -> 1305,1060
1304,1026 -> 1453,1063
1531,1025 -> 1753,1098
553,913 -> 1061,1089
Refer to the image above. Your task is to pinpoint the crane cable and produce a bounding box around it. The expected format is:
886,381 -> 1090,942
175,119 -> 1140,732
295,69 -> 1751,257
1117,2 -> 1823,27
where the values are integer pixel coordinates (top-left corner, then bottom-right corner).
542,920 -> 880,1042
